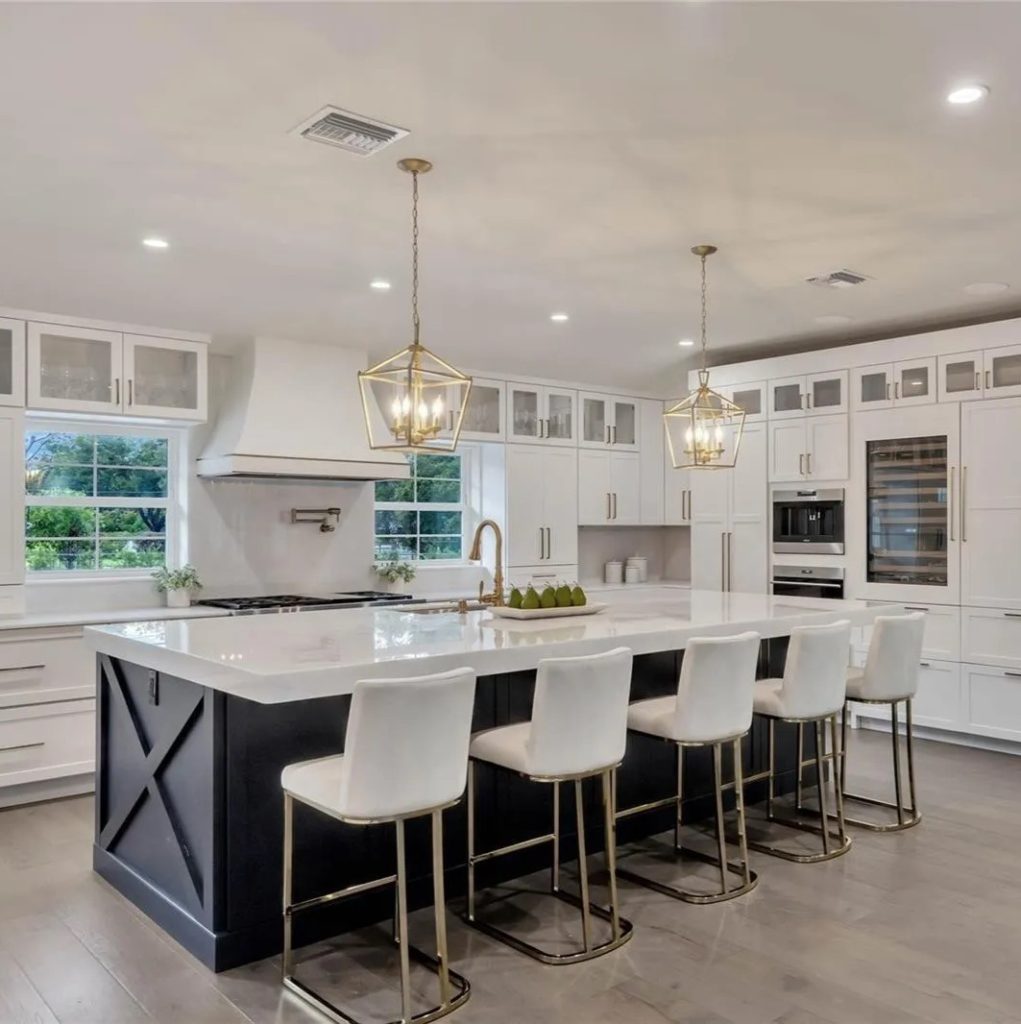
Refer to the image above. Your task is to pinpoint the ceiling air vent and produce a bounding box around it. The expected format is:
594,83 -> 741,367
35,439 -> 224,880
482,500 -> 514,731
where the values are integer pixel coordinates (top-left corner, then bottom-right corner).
292,106 -> 408,156
806,269 -> 870,289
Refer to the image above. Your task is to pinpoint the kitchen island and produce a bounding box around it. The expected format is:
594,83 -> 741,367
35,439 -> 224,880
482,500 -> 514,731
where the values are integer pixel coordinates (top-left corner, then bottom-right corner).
85,589 -> 892,971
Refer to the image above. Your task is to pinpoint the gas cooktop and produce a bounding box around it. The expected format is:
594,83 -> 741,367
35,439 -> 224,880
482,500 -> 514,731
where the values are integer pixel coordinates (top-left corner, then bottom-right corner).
195,592 -> 413,614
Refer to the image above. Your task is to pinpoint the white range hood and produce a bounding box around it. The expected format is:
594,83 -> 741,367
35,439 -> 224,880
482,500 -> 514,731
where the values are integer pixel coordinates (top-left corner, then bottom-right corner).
197,338 -> 410,481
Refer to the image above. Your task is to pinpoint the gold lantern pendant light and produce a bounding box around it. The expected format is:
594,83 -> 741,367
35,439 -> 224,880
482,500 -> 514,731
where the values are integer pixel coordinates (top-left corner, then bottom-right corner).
358,158 -> 472,453
664,245 -> 745,469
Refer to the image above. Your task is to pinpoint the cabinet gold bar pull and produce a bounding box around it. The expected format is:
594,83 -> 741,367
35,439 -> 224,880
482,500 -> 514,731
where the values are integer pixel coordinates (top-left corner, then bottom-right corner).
545,527 -> 551,558
0,741 -> 44,753
128,379 -> 134,406
806,452 -> 812,475
0,664 -> 45,673
903,607 -> 929,612
1005,671 -> 1021,679
721,533 -> 726,591
949,465 -> 955,542
114,378 -> 120,405
894,381 -> 900,400
607,492 -> 612,520
975,371 -> 980,390
986,370 -> 992,389
962,466 -> 967,542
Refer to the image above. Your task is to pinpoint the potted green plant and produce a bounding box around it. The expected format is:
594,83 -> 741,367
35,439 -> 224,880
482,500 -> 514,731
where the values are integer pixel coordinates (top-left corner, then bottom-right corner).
152,564 -> 203,608
374,560 -> 416,593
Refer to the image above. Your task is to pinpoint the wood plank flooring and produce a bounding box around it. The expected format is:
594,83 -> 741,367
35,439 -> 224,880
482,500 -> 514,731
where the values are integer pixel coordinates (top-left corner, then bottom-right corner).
1,730 -> 1020,1024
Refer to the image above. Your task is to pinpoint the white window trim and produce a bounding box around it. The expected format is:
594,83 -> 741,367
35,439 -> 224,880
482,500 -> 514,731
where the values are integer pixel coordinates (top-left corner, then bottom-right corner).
374,447 -> 478,565
24,417 -> 183,581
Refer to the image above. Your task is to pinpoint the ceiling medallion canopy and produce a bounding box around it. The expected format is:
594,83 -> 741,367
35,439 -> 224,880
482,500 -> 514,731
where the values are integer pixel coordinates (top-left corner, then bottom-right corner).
664,244 -> 746,470
358,158 -> 472,454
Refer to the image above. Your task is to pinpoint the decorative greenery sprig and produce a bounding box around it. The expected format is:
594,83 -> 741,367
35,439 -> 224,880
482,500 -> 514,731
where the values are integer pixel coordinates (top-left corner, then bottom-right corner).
375,560 -> 416,584
152,564 -> 203,593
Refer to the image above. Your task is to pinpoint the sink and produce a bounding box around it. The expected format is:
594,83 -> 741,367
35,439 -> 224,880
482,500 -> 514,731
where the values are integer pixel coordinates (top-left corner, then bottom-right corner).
397,600 -> 490,614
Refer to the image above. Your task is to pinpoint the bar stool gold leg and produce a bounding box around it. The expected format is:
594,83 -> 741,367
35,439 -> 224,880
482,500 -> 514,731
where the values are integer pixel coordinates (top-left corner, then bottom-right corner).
830,715 -> 847,846
282,793 -> 294,980
795,723 -> 804,812
906,699 -> 918,817
674,746 -> 684,852
431,810 -> 451,1007
466,761 -> 476,922
552,781 -> 561,894
840,701 -> 849,796
601,770 -> 621,943
712,743 -> 729,895
767,719 -> 776,821
395,820 -> 413,1024
891,701 -> 905,827
814,720 -> 831,857
574,778 -> 592,953
732,737 -> 752,888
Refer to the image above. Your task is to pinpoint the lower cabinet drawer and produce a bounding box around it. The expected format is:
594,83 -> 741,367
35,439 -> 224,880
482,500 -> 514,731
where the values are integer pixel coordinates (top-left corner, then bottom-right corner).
862,601 -> 961,662
0,699 -> 95,787
962,664 -> 1021,742
853,658 -> 964,733
962,607 -> 1021,670
0,629 -> 93,709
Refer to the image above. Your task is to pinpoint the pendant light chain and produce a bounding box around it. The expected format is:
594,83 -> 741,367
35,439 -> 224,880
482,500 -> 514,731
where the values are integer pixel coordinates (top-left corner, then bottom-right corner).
699,250 -> 709,373
411,169 -> 421,345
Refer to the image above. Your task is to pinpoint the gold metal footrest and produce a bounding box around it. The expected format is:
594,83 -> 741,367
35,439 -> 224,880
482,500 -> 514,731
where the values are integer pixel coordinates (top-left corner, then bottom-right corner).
284,941 -> 470,1024
617,845 -> 758,905
463,888 -> 633,966
800,794 -> 922,834
744,813 -> 852,864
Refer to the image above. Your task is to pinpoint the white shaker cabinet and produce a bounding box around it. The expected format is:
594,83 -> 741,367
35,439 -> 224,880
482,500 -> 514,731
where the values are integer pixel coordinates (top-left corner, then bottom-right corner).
0,319 -> 25,407
983,345 -> 1021,400
769,371 -> 847,419
690,423 -> 767,593
852,360 -> 935,411
723,381 -> 767,423
963,664 -> 1021,743
123,335 -> 207,420
578,451 -> 640,525
960,398 -> 1021,609
938,346 -> 1021,403
453,377 -> 505,441
0,409 -> 24,588
579,392 -> 639,451
638,398 -> 665,524
962,607 -> 1021,670
769,414 -> 848,482
506,383 -> 576,446
506,445 -> 577,568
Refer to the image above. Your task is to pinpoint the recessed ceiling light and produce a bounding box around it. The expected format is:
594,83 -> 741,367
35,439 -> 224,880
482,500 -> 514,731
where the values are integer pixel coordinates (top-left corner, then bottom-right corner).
947,84 -> 989,105
814,314 -> 853,326
370,279 -> 391,290
678,338 -> 695,347
964,281 -> 1009,296
550,313 -> 569,322
142,237 -> 169,249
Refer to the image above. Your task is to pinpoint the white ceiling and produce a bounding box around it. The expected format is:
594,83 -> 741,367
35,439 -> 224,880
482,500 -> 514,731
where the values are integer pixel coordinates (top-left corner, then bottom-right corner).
1,2 -> 1020,393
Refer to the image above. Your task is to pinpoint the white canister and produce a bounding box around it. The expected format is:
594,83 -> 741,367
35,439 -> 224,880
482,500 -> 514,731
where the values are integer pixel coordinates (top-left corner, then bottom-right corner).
624,564 -> 642,584
626,556 -> 648,583
604,560 -> 623,585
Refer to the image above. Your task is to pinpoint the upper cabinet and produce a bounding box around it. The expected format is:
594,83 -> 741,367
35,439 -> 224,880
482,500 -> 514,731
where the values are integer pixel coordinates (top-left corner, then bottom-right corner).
0,319 -> 25,408
769,371 -> 847,419
454,377 -> 504,441
579,392 -> 639,450
506,383 -> 576,446
722,380 -> 767,423
769,413 -> 848,482
939,345 -> 1021,403
852,359 -> 936,411
27,323 -> 208,421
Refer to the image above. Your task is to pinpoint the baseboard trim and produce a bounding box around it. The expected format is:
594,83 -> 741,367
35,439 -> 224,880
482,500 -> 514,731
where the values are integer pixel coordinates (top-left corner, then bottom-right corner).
857,718 -> 1021,757
0,773 -> 94,809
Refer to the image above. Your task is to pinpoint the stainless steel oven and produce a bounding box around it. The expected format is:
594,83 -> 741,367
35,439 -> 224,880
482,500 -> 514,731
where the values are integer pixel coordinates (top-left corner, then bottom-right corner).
772,488 -> 845,554
771,565 -> 845,600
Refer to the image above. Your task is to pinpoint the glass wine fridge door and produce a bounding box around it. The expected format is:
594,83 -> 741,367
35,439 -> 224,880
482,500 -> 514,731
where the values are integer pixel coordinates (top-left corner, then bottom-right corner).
866,435 -> 948,587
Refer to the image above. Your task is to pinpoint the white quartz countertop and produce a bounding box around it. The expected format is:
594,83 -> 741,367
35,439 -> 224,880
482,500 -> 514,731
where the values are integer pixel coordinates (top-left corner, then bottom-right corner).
0,604 -> 230,633
84,588 -> 893,705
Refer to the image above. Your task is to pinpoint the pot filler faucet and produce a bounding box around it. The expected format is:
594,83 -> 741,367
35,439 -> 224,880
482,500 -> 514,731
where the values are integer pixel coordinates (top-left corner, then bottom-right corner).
468,519 -> 506,607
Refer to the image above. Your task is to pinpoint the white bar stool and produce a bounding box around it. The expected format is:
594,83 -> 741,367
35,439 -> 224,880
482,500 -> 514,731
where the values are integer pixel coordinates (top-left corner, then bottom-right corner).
839,612 -> 925,831
615,632 -> 761,903
465,647 -> 634,965
743,620 -> 852,863
281,668 -> 477,1024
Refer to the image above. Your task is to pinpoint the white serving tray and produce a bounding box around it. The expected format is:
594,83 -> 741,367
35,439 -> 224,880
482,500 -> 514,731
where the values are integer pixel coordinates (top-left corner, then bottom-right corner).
487,602 -> 607,621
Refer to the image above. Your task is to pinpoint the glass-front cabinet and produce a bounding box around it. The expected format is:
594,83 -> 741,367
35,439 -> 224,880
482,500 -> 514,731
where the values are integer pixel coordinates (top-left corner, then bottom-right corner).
0,318 -> 25,407
27,323 -> 122,414
452,377 -> 504,441
854,360 -> 935,410
769,372 -> 847,418
724,381 -> 766,422
506,383 -> 576,445
939,346 -> 1021,402
866,434 -> 949,588
579,392 -> 639,450
123,335 -> 207,420
984,345 -> 1021,399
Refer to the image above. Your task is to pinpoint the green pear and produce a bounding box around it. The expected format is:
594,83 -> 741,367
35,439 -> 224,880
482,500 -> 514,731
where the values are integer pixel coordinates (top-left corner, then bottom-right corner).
555,583 -> 573,607
540,585 -> 557,609
521,585 -> 540,610
508,586 -> 523,609
571,585 -> 587,607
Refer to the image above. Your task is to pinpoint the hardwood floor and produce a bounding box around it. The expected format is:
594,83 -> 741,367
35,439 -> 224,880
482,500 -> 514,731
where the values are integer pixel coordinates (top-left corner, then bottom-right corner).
2,730 -> 1021,1024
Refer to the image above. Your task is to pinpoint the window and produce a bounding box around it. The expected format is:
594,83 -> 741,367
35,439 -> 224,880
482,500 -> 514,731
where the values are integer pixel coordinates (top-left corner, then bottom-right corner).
374,453 -> 464,561
25,425 -> 178,575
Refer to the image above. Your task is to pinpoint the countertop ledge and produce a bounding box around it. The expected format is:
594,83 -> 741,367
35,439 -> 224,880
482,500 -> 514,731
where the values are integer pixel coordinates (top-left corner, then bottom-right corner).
0,605 -> 230,633
84,588 -> 897,705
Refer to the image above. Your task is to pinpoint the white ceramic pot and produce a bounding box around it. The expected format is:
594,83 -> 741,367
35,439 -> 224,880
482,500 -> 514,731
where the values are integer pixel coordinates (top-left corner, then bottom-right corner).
165,588 -> 191,608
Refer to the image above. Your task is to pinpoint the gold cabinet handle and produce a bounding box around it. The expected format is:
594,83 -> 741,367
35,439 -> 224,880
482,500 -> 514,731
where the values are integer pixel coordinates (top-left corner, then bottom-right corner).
0,664 -> 45,673
986,370 -> 992,389
799,453 -> 805,475
128,379 -> 134,406
545,527 -> 551,559
806,452 -> 812,475
949,465 -> 955,542
974,371 -> 980,391
606,492 -> 612,521
114,378 -> 120,405
0,741 -> 44,753
962,466 -> 967,542
886,382 -> 891,400
727,532 -> 733,591
721,532 -> 726,591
